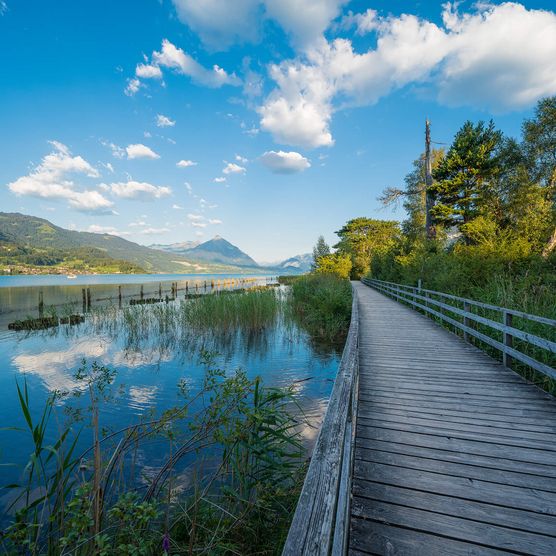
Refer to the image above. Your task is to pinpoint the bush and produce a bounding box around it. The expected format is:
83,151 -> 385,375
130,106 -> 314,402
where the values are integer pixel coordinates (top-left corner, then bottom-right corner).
290,274 -> 352,343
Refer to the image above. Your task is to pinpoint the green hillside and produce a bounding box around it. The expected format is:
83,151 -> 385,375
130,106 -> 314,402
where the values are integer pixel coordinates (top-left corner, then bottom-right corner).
0,213 -> 256,274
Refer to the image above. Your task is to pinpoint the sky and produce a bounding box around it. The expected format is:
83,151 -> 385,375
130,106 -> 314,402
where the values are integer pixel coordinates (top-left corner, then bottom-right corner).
1,0 -> 556,262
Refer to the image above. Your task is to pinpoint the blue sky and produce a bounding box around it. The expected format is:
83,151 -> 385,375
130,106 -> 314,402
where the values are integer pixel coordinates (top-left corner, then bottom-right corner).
1,0 -> 556,262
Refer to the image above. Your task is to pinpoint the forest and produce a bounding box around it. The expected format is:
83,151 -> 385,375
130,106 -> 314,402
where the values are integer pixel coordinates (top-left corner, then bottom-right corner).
313,96 -> 556,318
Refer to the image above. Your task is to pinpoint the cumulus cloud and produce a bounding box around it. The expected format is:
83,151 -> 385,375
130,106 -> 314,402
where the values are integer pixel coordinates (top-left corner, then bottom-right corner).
172,203 -> 184,209
7,141 -> 113,213
101,141 -> 126,159
156,114 -> 175,127
259,2 -> 556,148
177,159 -> 197,168
136,63 -> 163,79
222,162 -> 246,174
187,213 -> 203,221
213,177 -> 226,183
140,227 -> 171,235
209,218 -> 222,225
171,0 -> 347,50
152,39 -> 240,87
87,224 -> 129,236
260,150 -> 311,173
126,144 -> 160,159
235,154 -> 248,163
107,180 -> 171,200
124,78 -> 142,96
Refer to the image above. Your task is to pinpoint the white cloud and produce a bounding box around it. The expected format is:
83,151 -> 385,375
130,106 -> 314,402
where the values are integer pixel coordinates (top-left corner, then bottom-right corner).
213,176 -> 226,183
195,230 -> 204,237
222,162 -> 246,174
337,9 -> 378,35
171,0 -> 347,50
259,3 -> 556,148
177,159 -> 197,168
156,114 -> 175,127
101,141 -> 126,159
151,39 -> 241,87
172,203 -> 184,209
7,141 -> 113,213
129,219 -> 147,227
171,0 -> 261,50
209,218 -> 223,225
191,221 -> 207,228
260,150 -> 311,173
108,180 -> 171,200
136,63 -> 163,79
140,227 -> 171,235
187,213 -> 204,221
126,144 -> 160,160
125,78 -> 142,96
87,224 -> 129,236
235,154 -> 248,163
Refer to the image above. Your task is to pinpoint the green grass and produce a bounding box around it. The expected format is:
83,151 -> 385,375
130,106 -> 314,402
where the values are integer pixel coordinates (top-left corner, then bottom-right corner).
289,274 -> 352,344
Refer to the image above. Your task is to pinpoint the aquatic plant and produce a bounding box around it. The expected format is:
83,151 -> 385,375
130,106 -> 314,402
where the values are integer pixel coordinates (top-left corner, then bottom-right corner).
1,356 -> 305,555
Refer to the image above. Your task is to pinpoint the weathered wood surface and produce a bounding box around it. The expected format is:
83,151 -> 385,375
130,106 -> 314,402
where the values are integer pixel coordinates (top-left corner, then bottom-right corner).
350,282 -> 556,555
282,288 -> 359,555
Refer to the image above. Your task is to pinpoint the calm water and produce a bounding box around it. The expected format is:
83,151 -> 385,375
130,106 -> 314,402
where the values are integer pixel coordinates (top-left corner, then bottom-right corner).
0,273 -> 275,329
0,285 -> 340,512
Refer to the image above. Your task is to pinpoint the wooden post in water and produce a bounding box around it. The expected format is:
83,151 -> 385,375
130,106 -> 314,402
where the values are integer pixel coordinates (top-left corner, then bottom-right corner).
140,284 -> 144,301
159,283 -> 162,298
118,285 -> 122,309
86,288 -> 91,311
38,290 -> 44,317
503,311 -> 513,369
82,288 -> 87,313
185,281 -> 189,294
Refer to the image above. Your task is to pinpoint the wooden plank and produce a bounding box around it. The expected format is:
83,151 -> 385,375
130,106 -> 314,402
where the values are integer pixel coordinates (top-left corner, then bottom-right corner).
351,498 -> 556,555
358,393 -> 556,419
357,412 -> 556,444
357,419 -> 556,452
354,460 -> 556,514
357,404 -> 556,434
355,437 -> 556,478
349,518 -> 513,555
352,480 -> 556,537
356,425 -> 556,465
355,447 -> 556,492
282,289 -> 359,556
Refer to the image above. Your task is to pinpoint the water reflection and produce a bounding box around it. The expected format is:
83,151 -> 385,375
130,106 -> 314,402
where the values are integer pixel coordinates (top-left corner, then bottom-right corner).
0,289 -> 340,500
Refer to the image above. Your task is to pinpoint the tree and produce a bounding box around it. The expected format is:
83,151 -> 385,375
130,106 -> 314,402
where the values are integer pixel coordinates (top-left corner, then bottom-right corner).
311,235 -> 330,270
314,253 -> 352,279
431,120 -> 503,242
522,96 -> 556,187
335,218 -> 400,279
379,149 -> 445,245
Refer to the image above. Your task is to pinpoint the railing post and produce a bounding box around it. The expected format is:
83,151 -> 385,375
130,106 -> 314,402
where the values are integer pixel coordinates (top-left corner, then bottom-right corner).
503,311 -> 513,369
463,301 -> 471,342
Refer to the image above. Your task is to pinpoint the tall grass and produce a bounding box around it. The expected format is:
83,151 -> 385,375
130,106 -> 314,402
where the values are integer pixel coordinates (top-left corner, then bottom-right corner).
289,274 -> 352,344
2,358 -> 305,555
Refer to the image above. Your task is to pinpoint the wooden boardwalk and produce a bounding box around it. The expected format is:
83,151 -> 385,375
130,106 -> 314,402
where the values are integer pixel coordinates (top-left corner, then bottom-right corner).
350,282 -> 556,555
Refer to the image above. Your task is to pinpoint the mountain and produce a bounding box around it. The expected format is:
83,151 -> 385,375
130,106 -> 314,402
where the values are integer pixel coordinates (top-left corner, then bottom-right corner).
153,236 -> 260,268
261,253 -> 312,273
149,240 -> 201,253
0,213 -> 246,274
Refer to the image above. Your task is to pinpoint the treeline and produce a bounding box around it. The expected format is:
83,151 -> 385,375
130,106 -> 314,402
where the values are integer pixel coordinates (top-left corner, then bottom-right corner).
312,96 -> 556,316
0,243 -> 145,273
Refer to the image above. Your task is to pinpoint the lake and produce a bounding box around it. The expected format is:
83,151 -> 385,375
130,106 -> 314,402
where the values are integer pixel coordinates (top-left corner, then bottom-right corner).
0,279 -> 340,518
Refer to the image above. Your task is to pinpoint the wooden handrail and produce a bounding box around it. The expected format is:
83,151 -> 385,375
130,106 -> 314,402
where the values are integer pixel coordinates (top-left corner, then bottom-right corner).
363,278 -> 556,381
282,285 -> 359,556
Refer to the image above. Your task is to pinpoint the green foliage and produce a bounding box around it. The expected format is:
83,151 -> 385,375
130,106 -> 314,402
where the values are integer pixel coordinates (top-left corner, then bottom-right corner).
311,235 -> 330,270
290,273 -> 352,344
314,252 -> 352,279
334,217 -> 400,278
3,359 -> 304,555
431,120 -> 503,239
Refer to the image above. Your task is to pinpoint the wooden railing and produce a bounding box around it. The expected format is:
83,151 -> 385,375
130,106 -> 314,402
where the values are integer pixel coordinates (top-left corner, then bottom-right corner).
363,278 -> 556,381
282,287 -> 359,556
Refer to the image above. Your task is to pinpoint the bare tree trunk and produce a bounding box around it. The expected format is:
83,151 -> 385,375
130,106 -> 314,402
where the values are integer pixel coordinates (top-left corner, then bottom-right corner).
542,227 -> 556,258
